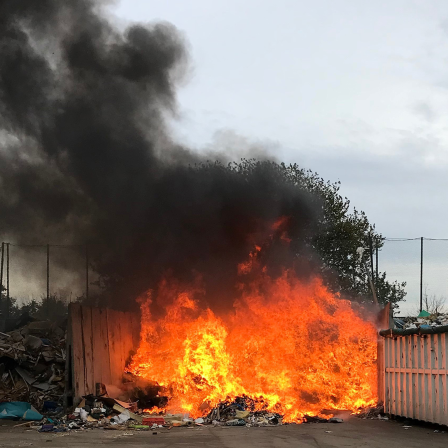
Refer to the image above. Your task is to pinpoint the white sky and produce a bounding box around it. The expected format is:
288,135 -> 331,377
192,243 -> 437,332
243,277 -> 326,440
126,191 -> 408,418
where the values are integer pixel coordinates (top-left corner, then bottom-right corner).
104,0 -> 448,315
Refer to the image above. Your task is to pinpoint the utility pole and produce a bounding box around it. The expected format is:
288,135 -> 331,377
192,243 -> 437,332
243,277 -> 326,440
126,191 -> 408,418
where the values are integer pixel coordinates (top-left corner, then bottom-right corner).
357,246 -> 378,306
0,242 -> 3,299
375,247 -> 379,281
46,244 -> 50,316
46,244 -> 50,301
6,243 -> 9,319
420,237 -> 424,312
369,233 -> 375,283
85,244 -> 89,300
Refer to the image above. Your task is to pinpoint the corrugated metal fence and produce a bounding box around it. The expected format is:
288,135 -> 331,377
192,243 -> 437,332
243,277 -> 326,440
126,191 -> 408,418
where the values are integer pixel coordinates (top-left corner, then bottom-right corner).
382,328 -> 448,425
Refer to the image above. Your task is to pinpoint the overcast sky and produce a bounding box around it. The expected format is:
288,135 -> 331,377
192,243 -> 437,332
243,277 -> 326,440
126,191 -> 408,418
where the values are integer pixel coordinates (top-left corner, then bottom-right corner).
105,0 -> 448,314
108,1 -> 448,222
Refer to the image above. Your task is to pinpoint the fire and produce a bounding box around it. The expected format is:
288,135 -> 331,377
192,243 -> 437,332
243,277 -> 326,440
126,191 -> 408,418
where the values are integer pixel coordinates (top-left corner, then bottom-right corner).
127,220 -> 378,422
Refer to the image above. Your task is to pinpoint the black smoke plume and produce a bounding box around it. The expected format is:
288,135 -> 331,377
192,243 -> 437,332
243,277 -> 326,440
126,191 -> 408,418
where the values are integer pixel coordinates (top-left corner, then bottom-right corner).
0,0 -> 319,313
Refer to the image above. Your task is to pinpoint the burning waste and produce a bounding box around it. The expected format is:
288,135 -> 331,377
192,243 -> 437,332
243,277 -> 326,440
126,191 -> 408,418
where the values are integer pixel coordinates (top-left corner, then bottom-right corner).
126,222 -> 378,423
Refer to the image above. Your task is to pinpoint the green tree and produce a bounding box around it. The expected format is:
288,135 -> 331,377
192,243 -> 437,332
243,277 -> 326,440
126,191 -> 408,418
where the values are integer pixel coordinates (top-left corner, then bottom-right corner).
1,289 -> 70,323
0,285 -> 19,319
33,294 -> 69,322
19,299 -> 40,316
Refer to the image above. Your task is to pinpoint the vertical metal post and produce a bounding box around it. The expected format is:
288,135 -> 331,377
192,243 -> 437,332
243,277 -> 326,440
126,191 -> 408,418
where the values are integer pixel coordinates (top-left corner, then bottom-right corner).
365,262 -> 379,306
0,243 -> 4,318
0,242 -> 4,296
6,243 -> 9,318
85,244 -> 89,300
420,237 -> 423,312
47,244 -> 50,301
369,233 -> 375,282
366,234 -> 378,305
375,247 -> 378,281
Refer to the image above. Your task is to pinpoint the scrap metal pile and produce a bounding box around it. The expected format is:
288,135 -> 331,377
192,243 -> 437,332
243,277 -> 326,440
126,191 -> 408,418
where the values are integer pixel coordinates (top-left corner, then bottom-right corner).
0,320 -> 66,412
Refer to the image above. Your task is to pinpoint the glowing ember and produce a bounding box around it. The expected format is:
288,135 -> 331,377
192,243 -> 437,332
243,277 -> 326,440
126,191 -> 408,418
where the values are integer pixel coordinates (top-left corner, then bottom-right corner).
127,278 -> 377,421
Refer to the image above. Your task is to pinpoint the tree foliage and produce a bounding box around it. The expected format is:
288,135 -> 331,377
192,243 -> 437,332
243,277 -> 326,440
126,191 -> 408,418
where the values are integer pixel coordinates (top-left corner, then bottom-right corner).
413,287 -> 447,315
0,287 -> 69,323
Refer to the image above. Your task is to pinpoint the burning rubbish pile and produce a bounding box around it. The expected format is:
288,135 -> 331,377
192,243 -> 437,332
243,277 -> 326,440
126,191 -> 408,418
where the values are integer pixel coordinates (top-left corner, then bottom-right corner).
126,238 -> 379,423
0,224 -> 380,429
0,253 -> 381,431
0,320 -> 66,412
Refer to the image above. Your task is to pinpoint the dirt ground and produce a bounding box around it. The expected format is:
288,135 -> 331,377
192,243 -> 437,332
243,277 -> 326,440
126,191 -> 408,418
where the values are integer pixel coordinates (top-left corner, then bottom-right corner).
0,417 -> 446,448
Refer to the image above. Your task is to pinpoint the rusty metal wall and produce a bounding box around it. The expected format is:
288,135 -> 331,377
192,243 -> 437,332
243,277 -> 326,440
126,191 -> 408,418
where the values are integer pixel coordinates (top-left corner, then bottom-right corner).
383,332 -> 448,424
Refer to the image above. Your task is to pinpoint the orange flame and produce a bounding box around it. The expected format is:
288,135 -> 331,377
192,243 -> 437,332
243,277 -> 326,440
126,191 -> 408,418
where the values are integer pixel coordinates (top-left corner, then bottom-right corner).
128,279 -> 377,421
127,219 -> 377,422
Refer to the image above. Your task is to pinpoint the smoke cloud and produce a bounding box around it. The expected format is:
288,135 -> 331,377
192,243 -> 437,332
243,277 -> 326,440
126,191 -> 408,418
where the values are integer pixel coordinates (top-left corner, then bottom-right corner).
0,0 -> 319,313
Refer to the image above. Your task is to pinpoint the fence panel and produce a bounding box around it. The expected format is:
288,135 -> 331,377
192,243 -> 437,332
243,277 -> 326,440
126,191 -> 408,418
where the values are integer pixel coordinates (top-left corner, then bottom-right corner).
65,303 -> 140,405
383,330 -> 448,425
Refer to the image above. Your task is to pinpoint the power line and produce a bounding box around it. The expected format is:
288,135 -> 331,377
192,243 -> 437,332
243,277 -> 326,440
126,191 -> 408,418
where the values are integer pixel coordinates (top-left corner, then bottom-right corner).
3,237 -> 448,248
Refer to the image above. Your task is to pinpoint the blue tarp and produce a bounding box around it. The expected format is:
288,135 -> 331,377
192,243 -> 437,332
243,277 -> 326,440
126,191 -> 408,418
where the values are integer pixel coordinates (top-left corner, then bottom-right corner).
0,402 -> 43,421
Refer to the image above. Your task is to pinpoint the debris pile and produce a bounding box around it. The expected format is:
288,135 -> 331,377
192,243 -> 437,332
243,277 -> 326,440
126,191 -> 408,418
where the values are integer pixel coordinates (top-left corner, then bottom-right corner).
203,397 -> 283,427
47,394 -> 288,431
302,415 -> 343,423
0,320 -> 66,412
2,395 -> 156,433
394,312 -> 448,330
357,404 -> 388,420
1,389 -> 362,432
